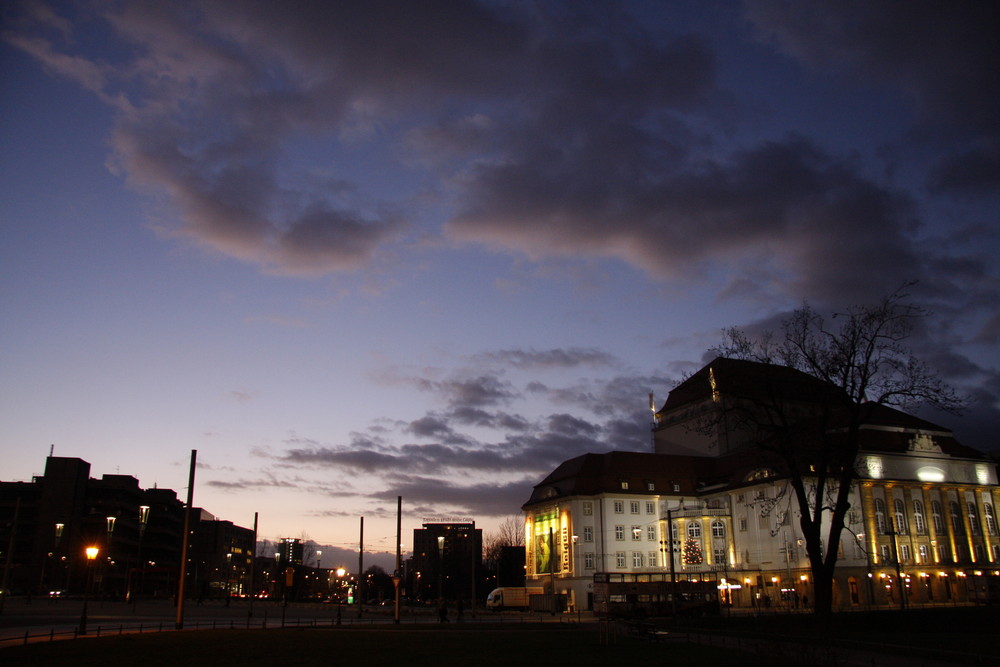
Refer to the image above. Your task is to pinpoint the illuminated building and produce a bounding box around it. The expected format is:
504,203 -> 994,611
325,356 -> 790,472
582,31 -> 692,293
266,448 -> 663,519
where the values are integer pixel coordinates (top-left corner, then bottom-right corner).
522,358 -> 999,611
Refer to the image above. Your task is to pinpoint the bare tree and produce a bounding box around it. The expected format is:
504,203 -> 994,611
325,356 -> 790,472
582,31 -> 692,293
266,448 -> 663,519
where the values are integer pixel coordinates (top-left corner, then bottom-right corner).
483,515 -> 525,568
711,285 -> 962,620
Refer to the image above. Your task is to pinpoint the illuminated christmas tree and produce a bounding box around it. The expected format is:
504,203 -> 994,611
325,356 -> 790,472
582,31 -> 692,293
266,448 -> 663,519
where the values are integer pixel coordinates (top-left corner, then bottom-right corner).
682,537 -> 703,565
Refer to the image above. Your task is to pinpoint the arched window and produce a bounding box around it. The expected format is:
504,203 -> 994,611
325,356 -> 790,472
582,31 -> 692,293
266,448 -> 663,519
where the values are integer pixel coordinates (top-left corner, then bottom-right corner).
949,501 -> 965,535
913,500 -> 926,534
894,499 -> 907,535
968,502 -> 981,536
932,501 -> 944,533
687,521 -> 702,538
984,503 -> 997,536
874,498 -> 886,534
711,520 -> 725,538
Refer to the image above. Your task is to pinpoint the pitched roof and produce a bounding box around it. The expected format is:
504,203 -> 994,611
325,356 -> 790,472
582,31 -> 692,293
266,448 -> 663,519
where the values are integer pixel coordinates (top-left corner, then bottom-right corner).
657,356 -> 845,417
523,451 -> 718,507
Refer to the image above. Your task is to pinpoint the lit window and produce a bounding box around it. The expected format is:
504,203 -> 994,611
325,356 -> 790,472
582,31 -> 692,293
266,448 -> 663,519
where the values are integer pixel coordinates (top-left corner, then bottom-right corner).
645,481 -> 655,491
687,522 -> 701,538
894,499 -> 907,535
631,526 -> 642,541
616,552 -> 626,568
968,502 -> 981,536
620,480 -> 629,490
672,484 -> 680,492
918,544 -> 929,562
874,498 -> 886,534
632,552 -> 643,568
712,521 -> 725,538
932,501 -> 944,533
614,501 -> 624,514
985,503 -> 997,536
713,548 -> 726,564
900,544 -> 910,561
615,525 -> 624,540
913,500 -> 925,534
647,526 -> 656,541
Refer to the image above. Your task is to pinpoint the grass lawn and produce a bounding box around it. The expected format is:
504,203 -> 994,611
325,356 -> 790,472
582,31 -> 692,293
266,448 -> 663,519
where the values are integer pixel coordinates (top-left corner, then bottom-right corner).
2,624 -> 751,666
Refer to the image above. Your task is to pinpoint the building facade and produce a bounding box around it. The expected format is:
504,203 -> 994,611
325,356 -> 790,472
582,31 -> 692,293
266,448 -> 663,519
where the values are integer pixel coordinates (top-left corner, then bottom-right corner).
0,454 -> 251,600
409,521 -> 482,603
522,359 -> 999,612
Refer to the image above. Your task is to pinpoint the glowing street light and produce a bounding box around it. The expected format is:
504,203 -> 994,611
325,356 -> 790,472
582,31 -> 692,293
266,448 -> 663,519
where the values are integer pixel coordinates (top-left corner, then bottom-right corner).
79,546 -> 100,635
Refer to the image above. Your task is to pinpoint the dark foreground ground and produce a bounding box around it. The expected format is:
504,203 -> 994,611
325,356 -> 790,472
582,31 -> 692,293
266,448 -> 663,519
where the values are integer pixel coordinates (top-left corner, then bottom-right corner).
2,623 -> 743,667
2,606 -> 997,666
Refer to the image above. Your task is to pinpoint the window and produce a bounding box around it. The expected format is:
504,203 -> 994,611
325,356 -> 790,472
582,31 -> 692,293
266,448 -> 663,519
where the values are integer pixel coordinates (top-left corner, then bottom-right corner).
739,518 -> 747,532
687,522 -> 701,538
582,501 -> 593,516
713,548 -> 726,564
918,544 -> 929,562
615,552 -> 626,568
672,483 -> 680,492
974,544 -> 984,561
894,499 -> 907,535
880,544 -> 891,563
615,525 -> 624,540
950,501 -> 963,533
584,552 -> 595,569
913,500 -> 925,534
632,552 -> 644,568
932,501 -> 944,533
712,521 -> 725,538
900,544 -> 910,562
992,544 -> 1000,562
645,502 -> 655,514
631,526 -> 642,541
647,526 -> 656,541
620,480 -> 629,490
968,502 -> 981,536
583,526 -> 593,542
648,551 -> 658,567
614,501 -> 624,514
630,501 -> 640,514
874,498 -> 886,534
645,481 -> 655,491
985,503 -> 997,536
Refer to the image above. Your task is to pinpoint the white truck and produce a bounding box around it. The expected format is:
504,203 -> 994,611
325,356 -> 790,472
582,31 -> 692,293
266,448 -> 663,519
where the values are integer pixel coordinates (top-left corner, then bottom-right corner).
485,586 -> 545,610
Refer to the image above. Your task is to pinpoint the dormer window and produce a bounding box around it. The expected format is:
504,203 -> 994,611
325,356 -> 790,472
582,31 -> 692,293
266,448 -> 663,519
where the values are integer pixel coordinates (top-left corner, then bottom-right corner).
619,480 -> 629,490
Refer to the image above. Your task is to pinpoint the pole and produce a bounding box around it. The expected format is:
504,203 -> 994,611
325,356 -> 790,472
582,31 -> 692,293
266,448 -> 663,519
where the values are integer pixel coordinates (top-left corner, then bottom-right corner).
888,518 -> 906,610
394,496 -> 402,624
357,516 -> 364,617
667,508 -> 678,618
248,512 -> 258,619
175,449 -> 197,630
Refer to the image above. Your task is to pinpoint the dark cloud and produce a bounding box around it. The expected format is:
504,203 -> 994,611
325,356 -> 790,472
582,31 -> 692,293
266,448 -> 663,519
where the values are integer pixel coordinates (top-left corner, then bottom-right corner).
413,374 -> 520,408
744,0 -> 1000,137
379,475 -> 536,517
449,136 -> 929,306
474,347 -> 618,369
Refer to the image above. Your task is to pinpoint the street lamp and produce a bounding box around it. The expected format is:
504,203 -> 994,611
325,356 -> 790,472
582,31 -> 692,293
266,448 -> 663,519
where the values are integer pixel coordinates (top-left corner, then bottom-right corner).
437,536 -> 445,603
79,546 -> 99,635
131,506 -> 151,608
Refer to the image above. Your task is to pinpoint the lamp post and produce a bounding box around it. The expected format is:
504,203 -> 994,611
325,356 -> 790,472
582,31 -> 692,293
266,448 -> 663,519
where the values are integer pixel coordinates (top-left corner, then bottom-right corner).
335,567 -> 346,625
316,550 -> 323,600
437,536 -> 445,603
131,506 -> 150,609
79,546 -> 99,635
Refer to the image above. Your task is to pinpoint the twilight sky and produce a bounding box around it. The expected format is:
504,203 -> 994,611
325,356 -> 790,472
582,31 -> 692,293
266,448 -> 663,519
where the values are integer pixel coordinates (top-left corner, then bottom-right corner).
2,0 -> 998,562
